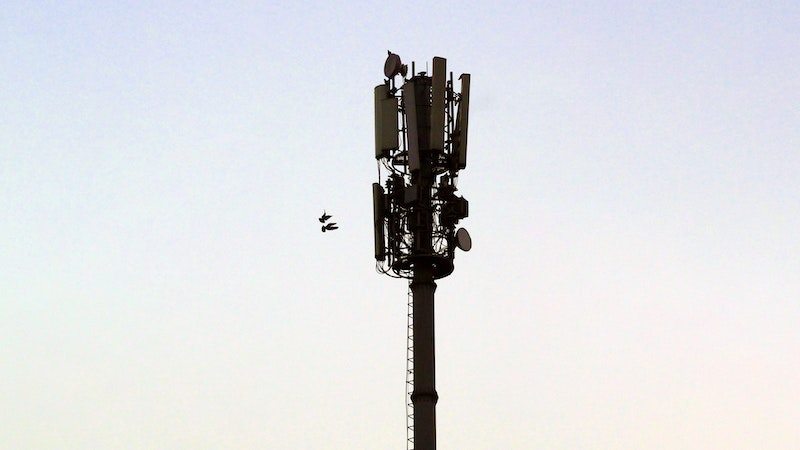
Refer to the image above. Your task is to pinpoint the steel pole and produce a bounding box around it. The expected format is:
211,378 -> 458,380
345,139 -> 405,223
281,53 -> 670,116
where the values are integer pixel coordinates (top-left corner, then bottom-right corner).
411,73 -> 437,448
411,264 -> 437,450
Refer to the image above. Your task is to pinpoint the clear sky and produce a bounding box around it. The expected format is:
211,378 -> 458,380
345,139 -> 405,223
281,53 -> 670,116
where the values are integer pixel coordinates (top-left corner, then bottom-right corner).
2,1 -> 799,448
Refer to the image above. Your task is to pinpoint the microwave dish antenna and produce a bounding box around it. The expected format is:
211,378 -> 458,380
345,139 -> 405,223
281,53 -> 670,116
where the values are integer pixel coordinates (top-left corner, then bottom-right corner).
455,228 -> 472,252
384,51 -> 408,79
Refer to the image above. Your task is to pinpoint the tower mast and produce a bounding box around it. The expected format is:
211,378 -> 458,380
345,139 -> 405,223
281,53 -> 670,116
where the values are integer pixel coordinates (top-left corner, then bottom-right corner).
373,53 -> 472,450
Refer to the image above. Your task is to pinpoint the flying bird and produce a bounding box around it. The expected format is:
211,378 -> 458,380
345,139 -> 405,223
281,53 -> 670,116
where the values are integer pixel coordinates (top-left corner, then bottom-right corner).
319,211 -> 332,223
322,222 -> 338,232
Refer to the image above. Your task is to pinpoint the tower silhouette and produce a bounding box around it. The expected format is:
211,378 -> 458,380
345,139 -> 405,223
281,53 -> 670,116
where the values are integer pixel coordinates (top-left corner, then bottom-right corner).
373,53 -> 471,450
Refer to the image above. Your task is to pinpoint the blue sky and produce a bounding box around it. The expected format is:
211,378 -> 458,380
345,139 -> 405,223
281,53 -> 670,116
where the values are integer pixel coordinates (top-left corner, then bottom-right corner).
2,1 -> 799,448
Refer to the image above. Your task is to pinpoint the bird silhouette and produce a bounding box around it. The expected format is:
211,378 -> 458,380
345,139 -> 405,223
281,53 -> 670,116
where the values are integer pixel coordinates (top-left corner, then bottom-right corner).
321,222 -> 338,232
319,211 -> 332,223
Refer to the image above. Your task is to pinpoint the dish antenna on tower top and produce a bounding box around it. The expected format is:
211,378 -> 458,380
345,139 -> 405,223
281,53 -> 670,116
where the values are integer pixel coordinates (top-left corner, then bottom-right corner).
384,51 -> 408,79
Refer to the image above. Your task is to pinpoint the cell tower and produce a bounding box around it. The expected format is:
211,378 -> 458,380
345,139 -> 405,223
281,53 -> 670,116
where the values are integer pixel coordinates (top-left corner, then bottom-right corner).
372,52 -> 471,450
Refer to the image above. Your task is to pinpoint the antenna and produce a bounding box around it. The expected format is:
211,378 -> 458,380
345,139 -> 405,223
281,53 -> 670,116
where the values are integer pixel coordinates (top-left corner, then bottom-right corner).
384,51 -> 408,79
455,73 -> 470,169
375,84 -> 399,159
373,183 -> 387,260
403,79 -> 421,173
455,227 -> 472,251
430,57 -> 446,152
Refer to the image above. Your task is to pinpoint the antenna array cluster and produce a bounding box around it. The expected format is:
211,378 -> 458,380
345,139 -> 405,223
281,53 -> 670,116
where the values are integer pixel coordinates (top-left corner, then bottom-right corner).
373,52 -> 471,279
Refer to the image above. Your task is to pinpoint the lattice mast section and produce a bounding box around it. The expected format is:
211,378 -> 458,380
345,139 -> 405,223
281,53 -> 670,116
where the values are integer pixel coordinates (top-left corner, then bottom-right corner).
406,281 -> 415,449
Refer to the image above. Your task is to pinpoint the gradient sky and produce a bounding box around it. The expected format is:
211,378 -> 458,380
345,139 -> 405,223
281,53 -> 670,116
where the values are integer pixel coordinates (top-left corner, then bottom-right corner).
2,1 -> 799,449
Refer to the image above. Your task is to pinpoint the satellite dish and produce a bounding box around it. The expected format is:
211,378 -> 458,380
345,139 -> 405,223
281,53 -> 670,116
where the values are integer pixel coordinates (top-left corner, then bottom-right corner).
455,228 -> 472,252
384,52 -> 408,79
